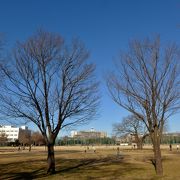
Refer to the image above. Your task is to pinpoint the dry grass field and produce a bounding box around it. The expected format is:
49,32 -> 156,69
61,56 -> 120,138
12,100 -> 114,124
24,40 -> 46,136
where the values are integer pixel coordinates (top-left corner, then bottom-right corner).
0,145 -> 180,180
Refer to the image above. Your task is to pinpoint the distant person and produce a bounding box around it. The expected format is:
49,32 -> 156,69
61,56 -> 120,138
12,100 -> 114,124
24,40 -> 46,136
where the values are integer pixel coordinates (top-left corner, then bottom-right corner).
133,144 -> 136,149
169,144 -> 172,151
93,146 -> 96,153
84,147 -> 87,153
177,144 -> 179,150
117,147 -> 120,156
29,145 -> 31,152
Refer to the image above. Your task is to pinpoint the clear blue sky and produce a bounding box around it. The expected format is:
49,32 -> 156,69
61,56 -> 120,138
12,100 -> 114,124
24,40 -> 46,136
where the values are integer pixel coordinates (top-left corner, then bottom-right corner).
0,0 -> 180,136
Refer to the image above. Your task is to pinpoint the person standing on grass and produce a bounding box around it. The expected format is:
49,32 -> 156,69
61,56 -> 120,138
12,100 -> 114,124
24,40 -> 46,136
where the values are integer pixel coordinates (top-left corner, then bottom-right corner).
169,144 -> 172,151
93,146 -> 96,153
117,147 -> 120,157
133,144 -> 136,149
29,145 -> 31,152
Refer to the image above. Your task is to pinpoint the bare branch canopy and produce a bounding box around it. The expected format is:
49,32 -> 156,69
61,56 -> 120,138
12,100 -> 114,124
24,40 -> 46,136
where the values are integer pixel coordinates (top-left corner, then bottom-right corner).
107,36 -> 180,175
0,30 -> 99,173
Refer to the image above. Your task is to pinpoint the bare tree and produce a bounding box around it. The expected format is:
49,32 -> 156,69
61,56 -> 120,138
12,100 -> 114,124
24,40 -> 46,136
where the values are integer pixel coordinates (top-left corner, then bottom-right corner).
113,115 -> 148,149
31,131 -> 45,146
0,30 -> 99,174
0,133 -> 8,146
107,36 -> 180,175
18,129 -> 31,146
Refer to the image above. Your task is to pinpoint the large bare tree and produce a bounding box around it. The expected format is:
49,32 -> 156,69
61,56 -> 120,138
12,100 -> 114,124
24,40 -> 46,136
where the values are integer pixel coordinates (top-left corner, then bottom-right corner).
107,36 -> 180,175
113,115 -> 148,149
0,30 -> 99,174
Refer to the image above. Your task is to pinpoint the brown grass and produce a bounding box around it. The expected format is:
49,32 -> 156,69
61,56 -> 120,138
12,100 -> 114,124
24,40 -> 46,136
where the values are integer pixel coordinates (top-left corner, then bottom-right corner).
0,145 -> 180,179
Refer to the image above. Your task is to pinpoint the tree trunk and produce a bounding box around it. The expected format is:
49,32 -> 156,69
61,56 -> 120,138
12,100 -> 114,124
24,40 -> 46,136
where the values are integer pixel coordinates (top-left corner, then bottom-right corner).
151,129 -> 163,176
153,142 -> 163,176
137,141 -> 143,150
47,143 -> 56,174
135,135 -> 143,150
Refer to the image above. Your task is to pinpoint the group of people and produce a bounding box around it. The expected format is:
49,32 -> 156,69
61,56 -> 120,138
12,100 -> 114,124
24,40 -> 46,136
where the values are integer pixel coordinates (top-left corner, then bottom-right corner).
17,145 -> 32,152
169,144 -> 179,151
84,146 -> 96,153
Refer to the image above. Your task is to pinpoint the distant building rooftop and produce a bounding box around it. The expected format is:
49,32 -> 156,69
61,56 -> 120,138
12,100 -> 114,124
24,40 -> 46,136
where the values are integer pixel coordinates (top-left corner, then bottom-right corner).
71,129 -> 107,139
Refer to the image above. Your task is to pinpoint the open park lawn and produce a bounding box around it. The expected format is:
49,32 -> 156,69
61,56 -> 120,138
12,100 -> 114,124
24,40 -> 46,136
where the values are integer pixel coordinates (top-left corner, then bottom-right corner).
0,145 -> 180,180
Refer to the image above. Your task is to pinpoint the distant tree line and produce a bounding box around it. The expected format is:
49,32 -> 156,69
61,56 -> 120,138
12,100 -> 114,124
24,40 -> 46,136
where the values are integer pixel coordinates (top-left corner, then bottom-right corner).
0,133 -> 8,146
144,134 -> 180,145
57,137 -> 116,146
0,131 -> 45,146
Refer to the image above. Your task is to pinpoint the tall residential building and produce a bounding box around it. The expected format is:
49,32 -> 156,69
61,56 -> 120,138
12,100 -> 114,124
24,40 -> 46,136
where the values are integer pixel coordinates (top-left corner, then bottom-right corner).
0,125 -> 31,142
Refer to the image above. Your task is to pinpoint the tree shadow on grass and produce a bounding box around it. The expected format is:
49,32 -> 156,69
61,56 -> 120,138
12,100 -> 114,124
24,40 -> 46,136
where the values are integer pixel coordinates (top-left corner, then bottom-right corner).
0,160 -> 48,180
55,155 -> 146,179
2,168 -> 45,180
58,156 -> 122,172
0,154 -> 146,179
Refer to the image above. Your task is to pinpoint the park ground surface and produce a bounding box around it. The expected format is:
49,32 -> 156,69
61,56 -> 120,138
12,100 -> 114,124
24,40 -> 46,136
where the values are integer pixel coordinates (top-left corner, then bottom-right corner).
0,145 -> 180,180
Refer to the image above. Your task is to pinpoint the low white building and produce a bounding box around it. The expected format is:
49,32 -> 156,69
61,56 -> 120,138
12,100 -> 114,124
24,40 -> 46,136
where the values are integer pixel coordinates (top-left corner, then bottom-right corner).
0,125 -> 30,142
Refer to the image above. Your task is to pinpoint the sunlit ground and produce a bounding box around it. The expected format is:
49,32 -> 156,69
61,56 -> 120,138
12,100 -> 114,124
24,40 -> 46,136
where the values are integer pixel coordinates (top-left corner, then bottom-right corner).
0,145 -> 180,179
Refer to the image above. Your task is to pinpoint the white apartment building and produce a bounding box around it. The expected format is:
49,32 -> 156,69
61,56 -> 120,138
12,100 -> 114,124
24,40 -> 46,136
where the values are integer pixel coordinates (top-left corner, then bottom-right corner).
0,125 -> 30,142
